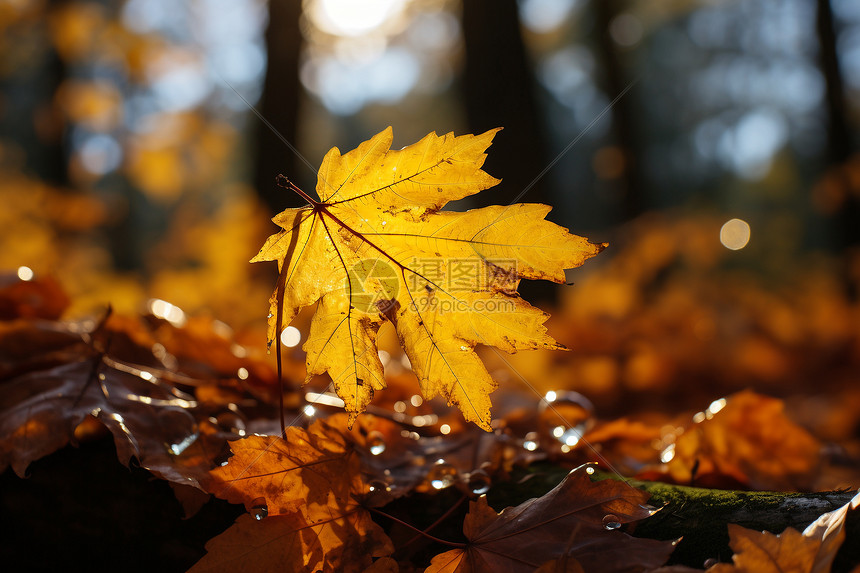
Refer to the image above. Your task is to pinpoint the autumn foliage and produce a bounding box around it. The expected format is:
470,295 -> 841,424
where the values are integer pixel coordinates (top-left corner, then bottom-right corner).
3,129 -> 860,572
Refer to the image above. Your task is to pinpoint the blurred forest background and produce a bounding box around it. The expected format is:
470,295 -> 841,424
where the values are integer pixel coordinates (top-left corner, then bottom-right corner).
3,0 -> 860,430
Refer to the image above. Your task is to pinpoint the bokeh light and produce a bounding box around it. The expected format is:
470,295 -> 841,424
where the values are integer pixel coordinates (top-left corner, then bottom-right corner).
17,266 -> 34,281
280,325 -> 302,348
719,218 -> 751,250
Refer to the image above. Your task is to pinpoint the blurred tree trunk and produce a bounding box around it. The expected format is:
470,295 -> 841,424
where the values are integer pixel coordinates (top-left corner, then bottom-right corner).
0,1 -> 70,186
592,0 -> 643,222
460,0 -> 548,207
461,0 -> 557,303
254,0 -> 304,213
816,0 -> 860,249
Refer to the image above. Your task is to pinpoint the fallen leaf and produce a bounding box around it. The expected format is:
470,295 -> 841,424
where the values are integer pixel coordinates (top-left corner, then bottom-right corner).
707,525 -> 820,573
202,419 -> 393,571
253,128 -> 604,430
0,316 -> 229,489
425,464 -> 675,573
317,412 -> 513,499
187,513 -> 318,573
662,390 -> 821,490
800,489 -> 860,573
0,273 -> 70,320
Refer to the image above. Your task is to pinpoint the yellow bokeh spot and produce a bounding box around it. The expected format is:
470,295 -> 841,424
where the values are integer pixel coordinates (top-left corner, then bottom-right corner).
720,218 -> 751,250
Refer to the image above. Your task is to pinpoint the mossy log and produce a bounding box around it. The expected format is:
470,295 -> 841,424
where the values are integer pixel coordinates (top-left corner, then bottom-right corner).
487,463 -> 860,570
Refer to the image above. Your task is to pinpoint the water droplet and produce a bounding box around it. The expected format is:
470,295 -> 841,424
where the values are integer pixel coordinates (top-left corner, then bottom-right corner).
251,497 -> 268,520
538,391 -> 595,449
427,460 -> 458,490
467,469 -> 491,495
560,426 -> 585,446
368,480 -> 390,493
585,466 -> 596,475
367,431 -> 386,455
158,409 -> 199,456
523,431 -> 539,451
602,514 -> 621,530
211,408 -> 247,437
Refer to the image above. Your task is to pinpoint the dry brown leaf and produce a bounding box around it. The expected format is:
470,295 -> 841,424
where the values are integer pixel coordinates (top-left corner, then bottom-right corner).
0,316 -> 234,489
425,464 -> 675,573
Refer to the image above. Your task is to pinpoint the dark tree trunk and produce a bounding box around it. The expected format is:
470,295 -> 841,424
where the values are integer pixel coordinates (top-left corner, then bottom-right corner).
816,0 -> 860,249
0,0 -> 70,186
253,0 -> 304,214
592,0 -> 643,222
460,0 -> 548,207
461,0 -> 559,304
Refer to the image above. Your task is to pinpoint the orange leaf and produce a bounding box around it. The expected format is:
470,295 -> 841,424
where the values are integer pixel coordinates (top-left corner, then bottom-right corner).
202,419 -> 393,572
663,390 -> 820,490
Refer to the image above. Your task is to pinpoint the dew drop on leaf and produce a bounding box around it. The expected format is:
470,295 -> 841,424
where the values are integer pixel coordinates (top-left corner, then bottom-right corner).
427,460 -> 458,490
251,497 -> 268,520
158,409 -> 199,456
210,407 -> 247,437
538,391 -> 595,449
367,430 -> 386,455
602,514 -> 621,530
368,480 -> 390,493
467,469 -> 491,495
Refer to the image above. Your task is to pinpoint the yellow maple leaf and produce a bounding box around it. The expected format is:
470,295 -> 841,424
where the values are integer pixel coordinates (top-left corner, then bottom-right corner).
252,128 -> 604,430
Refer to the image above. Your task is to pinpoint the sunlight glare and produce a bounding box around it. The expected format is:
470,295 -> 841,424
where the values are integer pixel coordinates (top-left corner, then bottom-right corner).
312,0 -> 402,37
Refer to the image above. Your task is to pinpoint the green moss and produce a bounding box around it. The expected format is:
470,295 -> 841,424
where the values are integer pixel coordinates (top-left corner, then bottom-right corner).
486,463 -> 856,569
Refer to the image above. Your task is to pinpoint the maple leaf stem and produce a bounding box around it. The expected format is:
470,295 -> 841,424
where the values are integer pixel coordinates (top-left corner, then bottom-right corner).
274,251 -> 290,438
367,507 -> 466,548
278,174 -> 409,274
276,174 -> 319,207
